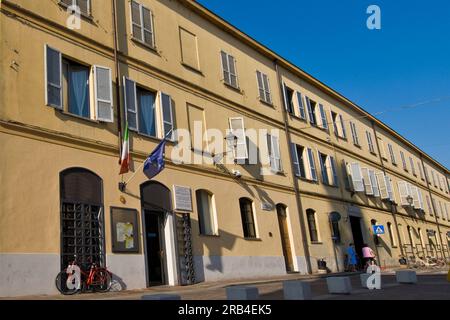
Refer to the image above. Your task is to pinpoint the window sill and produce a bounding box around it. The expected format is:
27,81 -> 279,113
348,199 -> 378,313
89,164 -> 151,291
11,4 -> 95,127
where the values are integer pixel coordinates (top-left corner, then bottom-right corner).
130,130 -> 176,145
181,62 -> 204,76
288,114 -> 307,122
370,151 -> 377,156
298,177 -> 319,184
244,237 -> 262,242
57,109 -> 99,124
323,183 -> 339,188
259,99 -> 275,108
58,3 -> 93,22
311,241 -> 323,245
223,82 -> 242,94
199,234 -> 220,238
131,38 -> 159,55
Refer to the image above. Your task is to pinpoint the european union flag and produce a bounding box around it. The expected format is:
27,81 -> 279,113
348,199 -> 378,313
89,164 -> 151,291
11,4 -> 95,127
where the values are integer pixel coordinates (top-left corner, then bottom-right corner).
143,139 -> 166,180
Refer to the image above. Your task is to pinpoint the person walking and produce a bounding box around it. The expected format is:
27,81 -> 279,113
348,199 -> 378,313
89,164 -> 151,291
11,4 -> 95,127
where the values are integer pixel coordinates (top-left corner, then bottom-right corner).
362,243 -> 376,269
346,243 -> 358,272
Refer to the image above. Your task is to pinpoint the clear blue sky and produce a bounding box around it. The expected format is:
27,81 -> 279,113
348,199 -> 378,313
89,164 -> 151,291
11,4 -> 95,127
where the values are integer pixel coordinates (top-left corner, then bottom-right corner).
197,0 -> 450,169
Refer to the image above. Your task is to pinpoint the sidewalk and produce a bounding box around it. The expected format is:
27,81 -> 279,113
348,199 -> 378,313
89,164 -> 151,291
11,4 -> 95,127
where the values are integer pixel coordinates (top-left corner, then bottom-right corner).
2,268 -> 449,300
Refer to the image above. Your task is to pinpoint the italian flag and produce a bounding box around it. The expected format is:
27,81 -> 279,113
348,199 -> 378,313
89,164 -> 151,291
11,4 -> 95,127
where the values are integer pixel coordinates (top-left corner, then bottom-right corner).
119,122 -> 130,175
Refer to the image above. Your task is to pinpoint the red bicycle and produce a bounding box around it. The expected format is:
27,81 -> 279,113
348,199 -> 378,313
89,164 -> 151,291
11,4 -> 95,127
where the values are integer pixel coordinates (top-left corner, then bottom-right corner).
55,255 -> 112,295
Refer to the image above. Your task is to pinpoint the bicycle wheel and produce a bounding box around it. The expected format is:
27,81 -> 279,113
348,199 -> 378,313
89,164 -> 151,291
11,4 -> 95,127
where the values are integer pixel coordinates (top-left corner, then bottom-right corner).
92,269 -> 112,293
55,270 -> 80,295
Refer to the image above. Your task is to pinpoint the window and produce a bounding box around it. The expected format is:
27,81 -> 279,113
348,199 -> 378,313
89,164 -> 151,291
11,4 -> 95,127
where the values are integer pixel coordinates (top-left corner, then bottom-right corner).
439,201 -> 444,220
45,45 -> 113,122
349,121 -> 359,146
318,104 -> 328,130
239,198 -> 256,238
124,77 -> 175,140
431,171 -> 437,187
388,144 -> 396,165
366,131 -> 375,154
387,222 -> 397,247
306,209 -> 319,242
305,97 -> 317,126
131,1 -> 155,48
408,157 -> 416,176
331,112 -> 346,138
283,84 -> 295,115
318,152 -> 338,186
221,51 -> 238,88
60,0 -> 90,16
445,203 -> 449,220
296,92 -> 306,120
400,151 -> 408,171
62,58 -> 91,118
179,27 -> 200,70
229,117 -> 248,161
267,134 -> 282,173
256,71 -> 272,104
330,219 -> 341,243
196,190 -> 218,236
291,144 -> 306,179
432,197 -> 440,218
376,172 -> 389,200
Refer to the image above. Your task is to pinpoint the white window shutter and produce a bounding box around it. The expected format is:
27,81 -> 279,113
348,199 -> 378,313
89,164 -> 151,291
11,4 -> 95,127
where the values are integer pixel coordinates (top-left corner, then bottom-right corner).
229,117 -> 248,160
417,188 -> 424,210
343,161 -> 352,190
398,181 -> 409,206
361,167 -> 373,195
160,92 -> 175,141
296,92 -> 306,119
131,1 -> 142,41
123,77 -> 138,131
291,143 -> 300,177
271,135 -> 281,172
369,170 -> 380,197
305,97 -> 315,125
329,156 -> 338,186
94,66 -> 113,122
350,162 -> 364,192
45,45 -> 62,109
386,176 -> 395,202
410,185 -> 420,209
376,172 -> 389,199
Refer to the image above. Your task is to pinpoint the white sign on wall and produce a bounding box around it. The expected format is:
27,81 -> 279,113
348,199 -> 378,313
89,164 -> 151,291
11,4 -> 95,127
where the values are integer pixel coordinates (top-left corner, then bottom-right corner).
261,202 -> 274,211
173,185 -> 193,212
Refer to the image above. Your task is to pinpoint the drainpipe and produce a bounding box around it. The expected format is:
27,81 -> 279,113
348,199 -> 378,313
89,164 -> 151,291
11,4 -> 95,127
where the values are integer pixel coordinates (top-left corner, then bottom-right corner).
274,59 -> 312,274
112,0 -> 122,149
419,154 -> 447,261
371,121 -> 406,262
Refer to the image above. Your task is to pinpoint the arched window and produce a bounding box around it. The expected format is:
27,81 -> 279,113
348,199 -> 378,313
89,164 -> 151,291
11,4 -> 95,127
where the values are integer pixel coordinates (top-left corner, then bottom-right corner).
329,212 -> 341,243
239,198 -> 256,238
60,168 -> 104,270
306,209 -> 319,242
196,190 -> 218,236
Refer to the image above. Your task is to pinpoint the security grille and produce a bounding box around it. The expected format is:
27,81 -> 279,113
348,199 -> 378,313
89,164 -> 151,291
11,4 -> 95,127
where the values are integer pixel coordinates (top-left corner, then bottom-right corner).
61,202 -> 104,270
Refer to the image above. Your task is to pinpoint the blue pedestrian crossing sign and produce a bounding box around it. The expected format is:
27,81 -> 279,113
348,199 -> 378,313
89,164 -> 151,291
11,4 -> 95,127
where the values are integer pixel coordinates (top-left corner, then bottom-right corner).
373,225 -> 385,235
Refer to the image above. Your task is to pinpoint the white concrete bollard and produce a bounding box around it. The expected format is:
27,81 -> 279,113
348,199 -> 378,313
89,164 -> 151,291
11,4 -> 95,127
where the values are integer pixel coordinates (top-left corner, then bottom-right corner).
396,270 -> 417,284
326,276 -> 352,294
283,280 -> 312,300
142,294 -> 181,300
226,286 -> 259,300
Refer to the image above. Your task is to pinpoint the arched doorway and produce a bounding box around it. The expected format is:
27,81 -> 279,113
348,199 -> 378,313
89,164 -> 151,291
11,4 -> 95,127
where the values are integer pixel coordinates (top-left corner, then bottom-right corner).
276,204 -> 294,272
140,181 -> 176,286
60,168 -> 104,270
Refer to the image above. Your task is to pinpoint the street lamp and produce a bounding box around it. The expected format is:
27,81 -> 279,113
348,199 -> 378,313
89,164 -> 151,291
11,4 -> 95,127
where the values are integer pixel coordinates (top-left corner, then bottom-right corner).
406,195 -> 414,206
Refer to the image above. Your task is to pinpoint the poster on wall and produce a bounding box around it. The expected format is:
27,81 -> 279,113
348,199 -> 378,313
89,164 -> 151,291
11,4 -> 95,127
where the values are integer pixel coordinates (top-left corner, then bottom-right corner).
111,207 -> 139,253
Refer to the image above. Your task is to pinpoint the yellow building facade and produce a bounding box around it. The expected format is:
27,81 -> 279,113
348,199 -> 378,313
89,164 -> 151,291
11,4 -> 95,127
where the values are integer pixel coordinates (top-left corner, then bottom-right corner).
1,0 -> 449,296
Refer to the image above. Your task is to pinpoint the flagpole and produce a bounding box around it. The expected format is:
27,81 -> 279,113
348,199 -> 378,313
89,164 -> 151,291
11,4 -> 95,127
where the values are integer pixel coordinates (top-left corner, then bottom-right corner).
119,129 -> 173,192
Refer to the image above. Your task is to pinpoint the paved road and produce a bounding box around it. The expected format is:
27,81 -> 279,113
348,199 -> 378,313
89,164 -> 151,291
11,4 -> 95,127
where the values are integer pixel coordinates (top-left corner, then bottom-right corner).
3,270 -> 449,300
